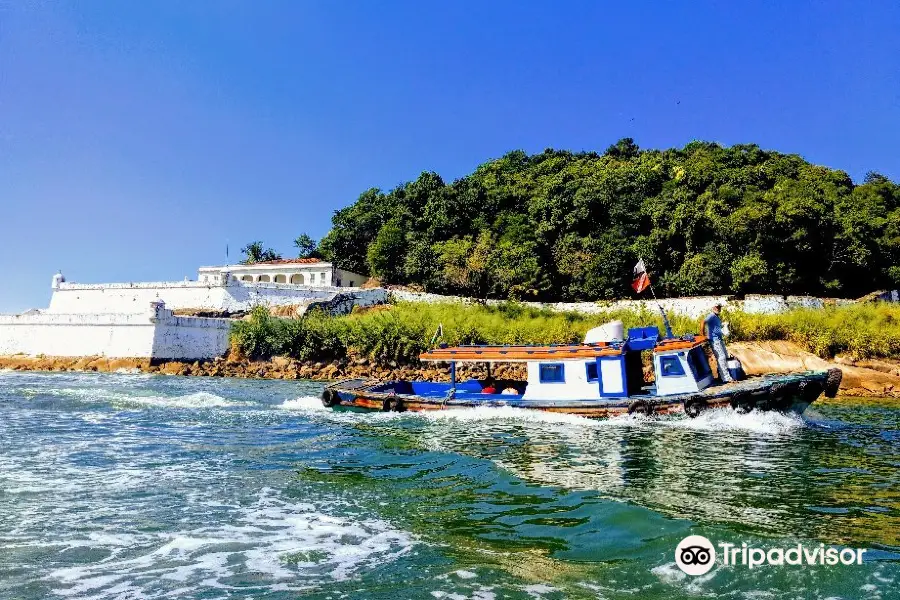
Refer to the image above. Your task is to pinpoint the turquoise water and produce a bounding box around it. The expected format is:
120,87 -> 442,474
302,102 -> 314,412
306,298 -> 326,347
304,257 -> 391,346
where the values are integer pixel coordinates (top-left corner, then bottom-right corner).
0,371 -> 898,599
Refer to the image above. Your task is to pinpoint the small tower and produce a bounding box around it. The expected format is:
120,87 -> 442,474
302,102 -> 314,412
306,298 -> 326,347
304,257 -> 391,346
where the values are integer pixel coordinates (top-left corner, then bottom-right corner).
51,270 -> 66,290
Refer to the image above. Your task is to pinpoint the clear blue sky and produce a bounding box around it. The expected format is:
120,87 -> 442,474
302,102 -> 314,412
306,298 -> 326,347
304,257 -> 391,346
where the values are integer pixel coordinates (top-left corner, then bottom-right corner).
2,1 -> 898,312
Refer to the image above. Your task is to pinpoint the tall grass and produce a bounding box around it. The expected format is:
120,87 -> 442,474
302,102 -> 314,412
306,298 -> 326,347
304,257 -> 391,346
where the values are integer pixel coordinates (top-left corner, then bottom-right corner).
230,301 -> 900,363
726,303 -> 900,359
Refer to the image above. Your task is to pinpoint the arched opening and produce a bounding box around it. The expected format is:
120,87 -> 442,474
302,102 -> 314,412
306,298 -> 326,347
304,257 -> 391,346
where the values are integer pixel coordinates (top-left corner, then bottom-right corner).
290,274 -> 304,284
258,274 -> 271,283
241,275 -> 253,282
274,274 -> 286,283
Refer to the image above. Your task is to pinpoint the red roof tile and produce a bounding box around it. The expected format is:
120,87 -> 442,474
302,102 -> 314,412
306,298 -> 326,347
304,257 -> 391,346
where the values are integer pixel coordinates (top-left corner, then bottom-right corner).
254,258 -> 325,265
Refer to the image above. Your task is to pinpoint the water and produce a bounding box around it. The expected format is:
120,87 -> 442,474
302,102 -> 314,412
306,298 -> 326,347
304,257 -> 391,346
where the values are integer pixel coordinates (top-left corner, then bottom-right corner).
0,371 -> 898,599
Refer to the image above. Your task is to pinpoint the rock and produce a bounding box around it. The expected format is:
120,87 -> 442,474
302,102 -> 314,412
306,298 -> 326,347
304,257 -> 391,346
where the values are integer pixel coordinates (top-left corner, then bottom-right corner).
272,356 -> 292,368
160,362 -> 189,376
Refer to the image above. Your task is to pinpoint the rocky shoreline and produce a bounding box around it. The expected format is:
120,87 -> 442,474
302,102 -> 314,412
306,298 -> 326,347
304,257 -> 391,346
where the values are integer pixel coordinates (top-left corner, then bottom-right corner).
2,341 -> 899,398
0,354 -> 526,386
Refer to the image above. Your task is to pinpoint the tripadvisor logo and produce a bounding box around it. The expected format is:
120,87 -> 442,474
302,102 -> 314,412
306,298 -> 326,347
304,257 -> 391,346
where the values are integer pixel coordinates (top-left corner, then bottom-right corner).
676,535 -> 717,575
675,535 -> 867,575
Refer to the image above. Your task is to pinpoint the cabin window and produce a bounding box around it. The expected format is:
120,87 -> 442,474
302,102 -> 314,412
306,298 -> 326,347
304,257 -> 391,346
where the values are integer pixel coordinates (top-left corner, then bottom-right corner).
585,362 -> 598,382
660,355 -> 686,377
539,363 -> 565,383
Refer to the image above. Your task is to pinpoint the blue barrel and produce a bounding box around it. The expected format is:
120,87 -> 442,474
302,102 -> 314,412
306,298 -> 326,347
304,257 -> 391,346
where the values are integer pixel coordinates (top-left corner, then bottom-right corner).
726,358 -> 745,381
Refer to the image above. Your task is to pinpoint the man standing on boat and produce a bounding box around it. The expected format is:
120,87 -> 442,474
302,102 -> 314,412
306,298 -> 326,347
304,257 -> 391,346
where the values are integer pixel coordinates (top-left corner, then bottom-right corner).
701,303 -> 733,382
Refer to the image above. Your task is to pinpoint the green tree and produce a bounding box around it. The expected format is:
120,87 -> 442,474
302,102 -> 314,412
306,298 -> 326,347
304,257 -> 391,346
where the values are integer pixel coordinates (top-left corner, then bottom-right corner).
240,241 -> 281,264
318,140 -> 899,300
435,233 -> 496,300
293,233 -> 319,259
366,219 -> 408,283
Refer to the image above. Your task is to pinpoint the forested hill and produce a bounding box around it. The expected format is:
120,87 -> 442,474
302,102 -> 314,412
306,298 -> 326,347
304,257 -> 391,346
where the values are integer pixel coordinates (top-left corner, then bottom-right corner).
319,139 -> 900,301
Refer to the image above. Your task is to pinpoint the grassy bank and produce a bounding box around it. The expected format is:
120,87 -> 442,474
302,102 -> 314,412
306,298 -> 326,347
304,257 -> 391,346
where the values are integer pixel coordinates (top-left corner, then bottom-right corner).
231,301 -> 900,364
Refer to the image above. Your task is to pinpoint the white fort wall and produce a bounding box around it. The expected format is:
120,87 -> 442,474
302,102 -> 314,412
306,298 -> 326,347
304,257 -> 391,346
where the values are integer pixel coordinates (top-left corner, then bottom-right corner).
388,290 -> 861,319
0,304 -> 230,360
1,277 -> 388,360
47,281 -> 387,314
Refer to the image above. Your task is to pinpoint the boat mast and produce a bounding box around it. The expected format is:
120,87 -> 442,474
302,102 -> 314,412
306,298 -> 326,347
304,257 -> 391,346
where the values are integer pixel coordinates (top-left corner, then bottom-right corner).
450,361 -> 456,398
642,257 -> 674,339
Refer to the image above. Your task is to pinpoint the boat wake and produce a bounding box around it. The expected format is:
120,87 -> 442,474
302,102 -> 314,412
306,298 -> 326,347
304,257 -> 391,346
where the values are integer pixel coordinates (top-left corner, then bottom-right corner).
22,386 -> 248,410
281,390 -> 809,436
44,488 -> 416,598
666,406 -> 806,433
280,396 -> 331,412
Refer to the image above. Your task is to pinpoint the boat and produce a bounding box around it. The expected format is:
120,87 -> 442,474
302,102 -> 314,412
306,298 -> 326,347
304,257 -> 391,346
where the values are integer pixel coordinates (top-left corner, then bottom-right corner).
321,322 -> 842,418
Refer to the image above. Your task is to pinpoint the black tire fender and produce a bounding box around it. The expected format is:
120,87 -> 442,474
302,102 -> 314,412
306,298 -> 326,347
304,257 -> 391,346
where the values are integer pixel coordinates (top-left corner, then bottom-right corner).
824,368 -> 843,398
321,388 -> 341,407
627,399 -> 653,416
392,396 -> 407,413
381,396 -> 393,412
683,397 -> 708,418
730,391 -> 755,414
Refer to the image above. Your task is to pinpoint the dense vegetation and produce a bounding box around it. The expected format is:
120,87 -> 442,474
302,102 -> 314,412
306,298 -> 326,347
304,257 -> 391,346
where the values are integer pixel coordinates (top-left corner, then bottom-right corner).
318,140 -> 900,300
230,301 -> 900,364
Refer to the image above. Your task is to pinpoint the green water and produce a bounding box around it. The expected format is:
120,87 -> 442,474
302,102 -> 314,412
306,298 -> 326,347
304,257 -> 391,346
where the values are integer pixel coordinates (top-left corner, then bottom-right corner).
0,371 -> 897,599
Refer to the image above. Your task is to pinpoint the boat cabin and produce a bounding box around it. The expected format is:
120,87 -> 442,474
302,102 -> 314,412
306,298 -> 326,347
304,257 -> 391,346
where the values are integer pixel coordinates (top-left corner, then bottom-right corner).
419,326 -> 714,401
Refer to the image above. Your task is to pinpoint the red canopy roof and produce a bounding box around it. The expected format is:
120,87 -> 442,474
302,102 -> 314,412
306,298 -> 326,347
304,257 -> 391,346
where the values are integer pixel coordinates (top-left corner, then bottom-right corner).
419,344 -> 625,362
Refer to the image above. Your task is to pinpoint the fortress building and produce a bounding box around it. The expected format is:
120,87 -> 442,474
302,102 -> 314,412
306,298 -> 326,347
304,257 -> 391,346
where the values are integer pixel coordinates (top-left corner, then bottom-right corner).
197,259 -> 366,288
0,262 -> 384,360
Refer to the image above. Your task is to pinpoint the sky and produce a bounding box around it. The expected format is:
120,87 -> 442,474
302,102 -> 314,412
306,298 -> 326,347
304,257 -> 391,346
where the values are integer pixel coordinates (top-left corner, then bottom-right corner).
1,1 -> 899,312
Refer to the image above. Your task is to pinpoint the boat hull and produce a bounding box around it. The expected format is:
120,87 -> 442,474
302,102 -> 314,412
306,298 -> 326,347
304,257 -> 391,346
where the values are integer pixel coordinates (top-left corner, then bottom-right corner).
322,369 -> 842,419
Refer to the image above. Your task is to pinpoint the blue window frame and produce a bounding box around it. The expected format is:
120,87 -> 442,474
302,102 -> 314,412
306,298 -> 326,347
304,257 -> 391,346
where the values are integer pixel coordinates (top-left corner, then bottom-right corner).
660,355 -> 686,377
585,361 -> 599,382
539,363 -> 565,383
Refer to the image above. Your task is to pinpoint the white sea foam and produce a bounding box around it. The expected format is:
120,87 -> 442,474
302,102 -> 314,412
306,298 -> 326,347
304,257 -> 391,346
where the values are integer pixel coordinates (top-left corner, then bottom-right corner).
418,405 -> 604,426
652,560 -> 720,594
651,562 -> 687,585
523,583 -> 559,597
119,391 -> 244,409
665,407 -> 805,434
34,386 -> 246,410
416,404 -> 805,436
280,396 -> 329,411
46,488 -> 416,598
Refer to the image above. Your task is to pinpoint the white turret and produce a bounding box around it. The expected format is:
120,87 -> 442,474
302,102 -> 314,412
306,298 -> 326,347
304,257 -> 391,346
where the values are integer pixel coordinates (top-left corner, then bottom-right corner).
51,271 -> 66,290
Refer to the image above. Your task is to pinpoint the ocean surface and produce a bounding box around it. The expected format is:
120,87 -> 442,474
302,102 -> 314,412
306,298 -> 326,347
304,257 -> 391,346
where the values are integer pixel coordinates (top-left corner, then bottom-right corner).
0,371 -> 898,600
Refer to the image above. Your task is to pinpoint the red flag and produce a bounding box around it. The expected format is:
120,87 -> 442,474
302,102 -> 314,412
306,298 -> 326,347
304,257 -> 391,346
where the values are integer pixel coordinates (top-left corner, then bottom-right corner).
632,259 -> 650,293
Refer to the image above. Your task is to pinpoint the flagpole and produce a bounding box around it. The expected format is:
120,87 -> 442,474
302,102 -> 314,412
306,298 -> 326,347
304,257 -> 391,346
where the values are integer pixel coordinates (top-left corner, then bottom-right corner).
640,257 -> 674,339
